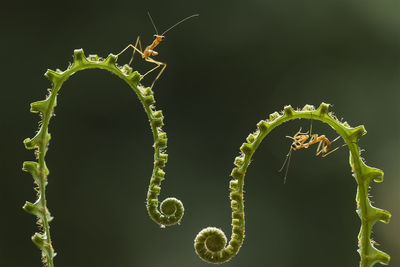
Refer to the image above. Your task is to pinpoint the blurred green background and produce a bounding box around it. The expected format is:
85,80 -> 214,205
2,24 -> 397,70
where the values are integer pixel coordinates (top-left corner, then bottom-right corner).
2,0 -> 399,266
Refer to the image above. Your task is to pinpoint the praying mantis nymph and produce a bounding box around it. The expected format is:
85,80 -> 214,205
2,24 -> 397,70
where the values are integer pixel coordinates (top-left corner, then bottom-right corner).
279,121 -> 344,183
117,13 -> 199,89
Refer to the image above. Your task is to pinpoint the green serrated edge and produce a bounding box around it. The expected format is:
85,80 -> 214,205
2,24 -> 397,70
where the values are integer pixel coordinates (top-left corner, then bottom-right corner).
194,103 -> 390,266
23,49 -> 184,267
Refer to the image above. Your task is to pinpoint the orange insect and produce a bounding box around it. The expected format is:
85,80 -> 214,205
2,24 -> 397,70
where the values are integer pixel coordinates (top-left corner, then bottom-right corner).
290,127 -> 340,157
279,122 -> 342,183
117,12 -> 199,89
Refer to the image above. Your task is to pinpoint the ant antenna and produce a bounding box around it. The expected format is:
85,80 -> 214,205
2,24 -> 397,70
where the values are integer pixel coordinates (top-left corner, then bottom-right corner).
161,14 -> 199,36
147,12 -> 159,35
278,145 -> 293,184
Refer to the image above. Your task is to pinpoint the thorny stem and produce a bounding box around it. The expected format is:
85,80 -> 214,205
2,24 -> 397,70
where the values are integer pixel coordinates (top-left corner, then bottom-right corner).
195,103 -> 391,266
23,49 -> 183,266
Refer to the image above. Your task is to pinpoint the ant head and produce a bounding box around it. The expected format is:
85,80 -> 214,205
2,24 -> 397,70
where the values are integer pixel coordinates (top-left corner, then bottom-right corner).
153,34 -> 165,41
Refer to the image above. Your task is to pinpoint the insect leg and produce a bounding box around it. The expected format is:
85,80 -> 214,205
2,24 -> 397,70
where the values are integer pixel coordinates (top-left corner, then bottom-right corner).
322,137 -> 346,158
144,57 -> 167,89
331,135 -> 341,144
315,138 -> 327,156
322,145 -> 340,157
306,134 -> 319,148
129,36 -> 143,65
117,40 -> 145,60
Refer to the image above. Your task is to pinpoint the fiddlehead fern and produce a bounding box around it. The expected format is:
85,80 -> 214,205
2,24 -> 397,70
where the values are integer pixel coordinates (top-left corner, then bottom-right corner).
194,103 -> 391,266
23,49 -> 184,266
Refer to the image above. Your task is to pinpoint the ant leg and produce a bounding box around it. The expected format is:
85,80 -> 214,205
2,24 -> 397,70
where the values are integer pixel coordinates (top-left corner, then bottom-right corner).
322,146 -> 340,157
145,57 -> 167,89
294,127 -> 312,137
297,135 -> 309,148
151,63 -> 167,89
315,139 -> 327,156
322,138 -> 346,158
304,134 -> 316,149
331,135 -> 341,144
304,117 -> 316,148
142,61 -> 161,77
297,127 -> 310,135
292,128 -> 310,149
129,36 -> 143,65
295,131 -> 312,149
116,40 -> 144,60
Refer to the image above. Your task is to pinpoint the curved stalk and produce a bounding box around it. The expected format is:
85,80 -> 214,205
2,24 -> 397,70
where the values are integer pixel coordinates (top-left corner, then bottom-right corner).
23,49 -> 184,266
194,103 -> 391,266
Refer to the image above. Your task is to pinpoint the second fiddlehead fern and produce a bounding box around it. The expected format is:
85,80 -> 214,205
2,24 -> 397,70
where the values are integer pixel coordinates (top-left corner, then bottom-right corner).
23,49 -> 184,266
194,103 -> 391,266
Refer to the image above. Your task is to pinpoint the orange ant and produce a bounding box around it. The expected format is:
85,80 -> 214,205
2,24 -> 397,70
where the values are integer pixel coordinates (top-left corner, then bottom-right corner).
279,120 -> 343,183
117,12 -> 199,89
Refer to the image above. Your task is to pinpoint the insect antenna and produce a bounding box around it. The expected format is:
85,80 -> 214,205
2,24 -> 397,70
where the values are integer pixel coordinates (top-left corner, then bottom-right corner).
147,12 -> 159,35
279,142 -> 294,184
161,14 -> 199,36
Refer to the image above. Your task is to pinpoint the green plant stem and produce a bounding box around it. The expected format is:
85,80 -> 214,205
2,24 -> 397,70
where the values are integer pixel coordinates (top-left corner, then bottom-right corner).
195,103 -> 391,266
23,49 -> 183,267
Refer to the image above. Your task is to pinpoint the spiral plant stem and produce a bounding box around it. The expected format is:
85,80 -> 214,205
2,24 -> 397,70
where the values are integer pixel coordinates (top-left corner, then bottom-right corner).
23,49 -> 183,266
195,103 -> 391,266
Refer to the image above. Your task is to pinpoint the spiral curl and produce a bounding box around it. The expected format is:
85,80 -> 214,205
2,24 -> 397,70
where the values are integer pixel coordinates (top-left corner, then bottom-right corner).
23,49 -> 185,266
147,197 -> 184,226
144,95 -> 184,226
195,227 -> 244,263
194,103 -> 391,265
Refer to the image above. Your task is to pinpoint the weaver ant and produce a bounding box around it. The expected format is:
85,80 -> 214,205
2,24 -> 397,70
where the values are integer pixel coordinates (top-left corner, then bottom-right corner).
279,120 -> 343,183
117,12 -> 199,89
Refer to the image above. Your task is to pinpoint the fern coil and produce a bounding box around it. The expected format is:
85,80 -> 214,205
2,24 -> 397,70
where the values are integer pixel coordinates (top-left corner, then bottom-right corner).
195,103 -> 391,266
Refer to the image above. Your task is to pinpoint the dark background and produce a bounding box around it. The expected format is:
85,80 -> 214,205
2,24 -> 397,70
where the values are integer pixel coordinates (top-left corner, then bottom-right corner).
2,0 -> 399,266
